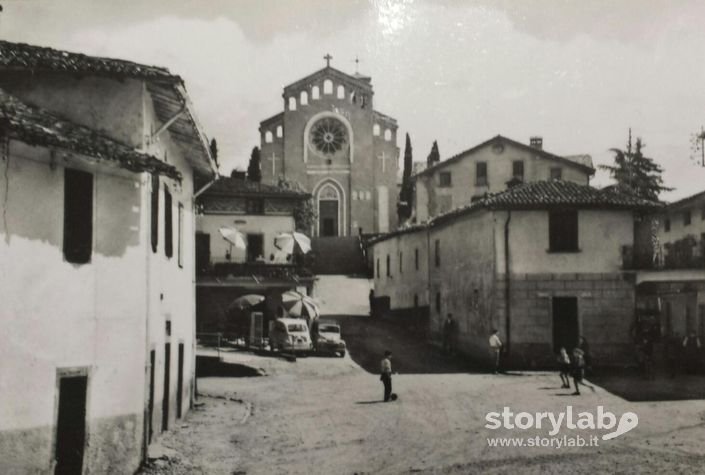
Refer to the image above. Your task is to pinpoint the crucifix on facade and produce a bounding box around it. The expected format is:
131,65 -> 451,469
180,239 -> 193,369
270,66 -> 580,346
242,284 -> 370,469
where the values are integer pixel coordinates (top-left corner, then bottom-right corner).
267,152 -> 279,176
377,151 -> 388,172
324,53 -> 332,68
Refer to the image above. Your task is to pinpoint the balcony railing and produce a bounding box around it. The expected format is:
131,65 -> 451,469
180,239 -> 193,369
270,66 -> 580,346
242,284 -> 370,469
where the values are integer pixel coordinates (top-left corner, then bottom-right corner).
622,243 -> 705,271
197,262 -> 314,280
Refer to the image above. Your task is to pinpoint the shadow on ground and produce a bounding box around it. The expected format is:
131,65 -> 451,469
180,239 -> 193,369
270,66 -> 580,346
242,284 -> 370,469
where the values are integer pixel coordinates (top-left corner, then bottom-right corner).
590,367 -> 705,402
196,355 -> 264,378
329,315 -> 486,375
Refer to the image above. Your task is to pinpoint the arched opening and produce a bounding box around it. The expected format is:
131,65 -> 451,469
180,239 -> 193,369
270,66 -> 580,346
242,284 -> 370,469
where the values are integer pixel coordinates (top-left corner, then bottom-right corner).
317,182 -> 342,237
288,97 -> 297,111
276,125 -> 283,138
264,131 -> 273,143
373,124 -> 380,136
384,129 -> 392,141
323,79 -> 333,95
312,86 -> 320,99
300,90 -> 309,105
337,85 -> 345,99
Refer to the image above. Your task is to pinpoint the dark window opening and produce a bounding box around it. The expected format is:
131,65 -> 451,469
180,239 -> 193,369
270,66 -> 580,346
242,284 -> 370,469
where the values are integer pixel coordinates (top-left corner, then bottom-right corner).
246,234 -> 264,262
164,187 -> 173,258
684,210 -> 692,226
162,343 -> 171,432
512,161 -> 524,180
177,203 -> 184,267
55,374 -> 88,475
476,162 -> 488,186
151,174 -> 159,253
63,168 -> 93,264
434,239 -> 441,267
386,254 -> 391,277
550,167 -> 562,181
246,198 -> 265,215
664,218 -> 671,232
376,258 -> 380,278
439,172 -> 452,187
399,251 -> 403,273
177,343 -> 184,419
415,248 -> 419,270
549,209 -> 579,252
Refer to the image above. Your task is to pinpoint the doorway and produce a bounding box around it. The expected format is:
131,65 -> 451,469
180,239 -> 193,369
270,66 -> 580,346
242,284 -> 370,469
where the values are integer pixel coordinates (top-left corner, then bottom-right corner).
552,297 -> 579,352
148,350 -> 155,443
195,233 -> 210,273
246,234 -> 264,262
55,374 -> 88,475
319,201 -> 338,237
177,343 -> 184,419
162,343 -> 171,432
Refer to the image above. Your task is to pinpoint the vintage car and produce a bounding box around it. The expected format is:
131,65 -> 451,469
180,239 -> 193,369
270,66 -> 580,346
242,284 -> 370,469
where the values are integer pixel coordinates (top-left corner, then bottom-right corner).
269,318 -> 313,353
312,320 -> 346,357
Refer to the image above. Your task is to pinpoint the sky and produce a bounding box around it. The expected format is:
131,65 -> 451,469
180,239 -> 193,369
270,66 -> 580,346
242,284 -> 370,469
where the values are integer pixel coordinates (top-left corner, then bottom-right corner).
1,0 -> 704,201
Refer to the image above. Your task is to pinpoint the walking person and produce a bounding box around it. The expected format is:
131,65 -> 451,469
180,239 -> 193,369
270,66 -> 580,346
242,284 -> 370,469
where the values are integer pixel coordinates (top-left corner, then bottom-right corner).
488,329 -> 503,374
557,347 -> 571,388
443,313 -> 457,355
380,350 -> 393,402
571,347 -> 595,395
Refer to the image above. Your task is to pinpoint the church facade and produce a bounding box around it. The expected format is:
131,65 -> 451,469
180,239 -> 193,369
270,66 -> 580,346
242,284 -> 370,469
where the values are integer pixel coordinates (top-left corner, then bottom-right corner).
259,57 -> 399,237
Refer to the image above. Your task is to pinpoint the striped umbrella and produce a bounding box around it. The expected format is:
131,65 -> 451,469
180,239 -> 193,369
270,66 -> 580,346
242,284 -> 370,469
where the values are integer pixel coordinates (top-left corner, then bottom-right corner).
281,290 -> 320,319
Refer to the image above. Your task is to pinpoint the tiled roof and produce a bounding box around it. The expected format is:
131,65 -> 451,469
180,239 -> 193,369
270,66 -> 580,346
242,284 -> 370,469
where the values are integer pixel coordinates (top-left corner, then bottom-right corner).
203,176 -> 311,199
432,180 -> 662,225
0,40 -> 180,83
0,88 -> 180,179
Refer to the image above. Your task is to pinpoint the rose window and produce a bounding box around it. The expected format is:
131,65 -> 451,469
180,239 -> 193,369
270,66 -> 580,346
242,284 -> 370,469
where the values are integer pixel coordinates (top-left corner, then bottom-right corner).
310,118 -> 347,155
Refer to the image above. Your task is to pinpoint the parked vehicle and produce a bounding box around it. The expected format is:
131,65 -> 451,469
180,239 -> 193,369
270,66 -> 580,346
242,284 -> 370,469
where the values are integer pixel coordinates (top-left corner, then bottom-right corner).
312,320 -> 346,357
269,318 -> 312,354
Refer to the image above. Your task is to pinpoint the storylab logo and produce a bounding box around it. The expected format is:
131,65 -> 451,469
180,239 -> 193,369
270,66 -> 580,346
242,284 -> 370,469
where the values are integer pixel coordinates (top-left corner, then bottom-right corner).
485,406 -> 638,441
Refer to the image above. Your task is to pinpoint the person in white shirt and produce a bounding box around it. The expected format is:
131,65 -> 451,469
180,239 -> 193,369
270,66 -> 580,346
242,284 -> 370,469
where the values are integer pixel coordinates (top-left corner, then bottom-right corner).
380,350 -> 393,401
488,329 -> 502,374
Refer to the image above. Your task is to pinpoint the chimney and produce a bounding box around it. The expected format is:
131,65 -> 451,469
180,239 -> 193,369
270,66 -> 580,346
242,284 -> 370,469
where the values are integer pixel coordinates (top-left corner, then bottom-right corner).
530,136 -> 543,149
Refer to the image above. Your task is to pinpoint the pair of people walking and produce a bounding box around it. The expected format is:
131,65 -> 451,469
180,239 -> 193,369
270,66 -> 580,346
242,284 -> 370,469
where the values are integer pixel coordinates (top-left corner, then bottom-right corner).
557,346 -> 595,395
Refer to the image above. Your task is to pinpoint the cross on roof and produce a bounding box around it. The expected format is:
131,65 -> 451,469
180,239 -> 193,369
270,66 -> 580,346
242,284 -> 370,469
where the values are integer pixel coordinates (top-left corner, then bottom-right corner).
324,53 -> 332,68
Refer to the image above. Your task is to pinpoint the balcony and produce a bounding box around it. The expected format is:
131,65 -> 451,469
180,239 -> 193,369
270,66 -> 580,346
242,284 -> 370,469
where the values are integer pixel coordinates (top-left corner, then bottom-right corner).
622,241 -> 705,271
197,262 -> 314,280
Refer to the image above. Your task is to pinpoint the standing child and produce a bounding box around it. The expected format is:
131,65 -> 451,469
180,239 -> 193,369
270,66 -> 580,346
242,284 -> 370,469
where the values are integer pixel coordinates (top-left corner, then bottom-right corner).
557,347 -> 571,388
571,348 -> 595,395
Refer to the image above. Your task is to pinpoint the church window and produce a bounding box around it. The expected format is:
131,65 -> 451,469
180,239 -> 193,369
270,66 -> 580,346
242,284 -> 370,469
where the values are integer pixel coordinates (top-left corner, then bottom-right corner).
300,90 -> 308,105
323,79 -> 333,94
288,96 -> 297,111
312,86 -> 320,99
276,125 -> 283,138
373,124 -> 380,136
439,172 -> 452,187
384,129 -> 392,141
63,168 -> 93,264
310,117 -> 347,154
265,131 -> 273,143
337,85 -> 345,99
476,162 -> 488,186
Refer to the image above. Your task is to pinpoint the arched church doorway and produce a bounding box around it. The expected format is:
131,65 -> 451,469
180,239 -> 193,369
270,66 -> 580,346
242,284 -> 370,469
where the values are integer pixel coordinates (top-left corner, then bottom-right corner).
317,183 -> 341,237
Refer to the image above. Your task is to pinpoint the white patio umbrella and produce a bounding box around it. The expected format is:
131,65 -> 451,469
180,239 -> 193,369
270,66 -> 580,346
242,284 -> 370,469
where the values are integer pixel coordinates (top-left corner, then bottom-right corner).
281,290 -> 320,319
274,232 -> 312,254
219,226 -> 247,250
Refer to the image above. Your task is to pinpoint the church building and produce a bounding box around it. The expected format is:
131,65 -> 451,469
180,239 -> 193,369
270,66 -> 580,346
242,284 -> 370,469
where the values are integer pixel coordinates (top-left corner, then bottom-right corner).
259,55 -> 399,237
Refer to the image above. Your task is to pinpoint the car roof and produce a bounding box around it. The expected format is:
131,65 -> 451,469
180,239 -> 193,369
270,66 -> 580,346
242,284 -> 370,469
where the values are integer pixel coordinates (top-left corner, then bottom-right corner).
278,318 -> 308,325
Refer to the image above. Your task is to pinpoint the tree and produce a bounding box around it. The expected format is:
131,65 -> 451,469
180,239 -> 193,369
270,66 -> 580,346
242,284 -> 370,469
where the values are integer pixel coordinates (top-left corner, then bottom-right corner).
689,126 -> 705,167
426,140 -> 440,167
398,133 -> 414,223
247,146 -> 261,182
277,178 -> 316,232
209,138 -> 219,165
600,129 -> 671,201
